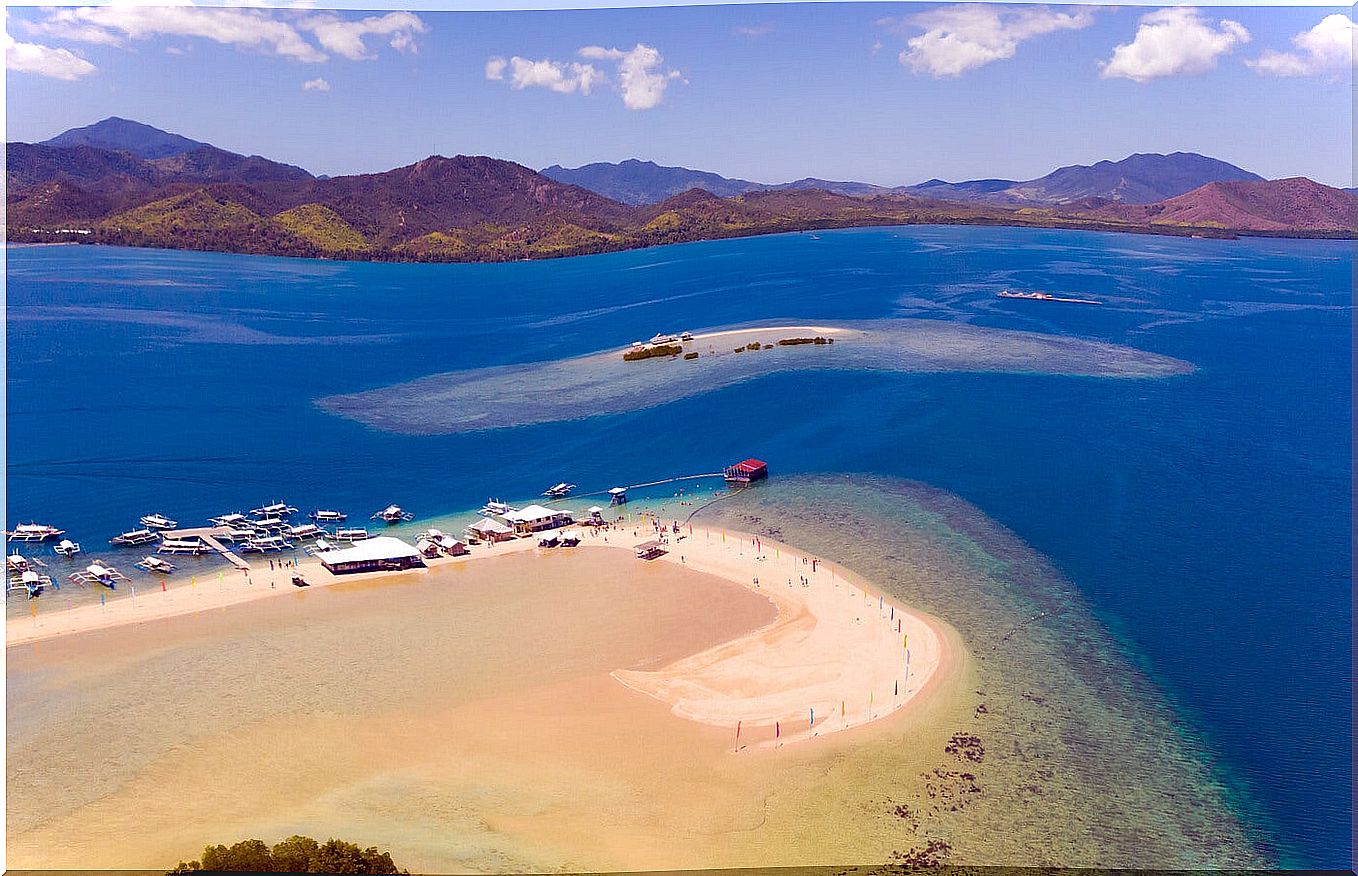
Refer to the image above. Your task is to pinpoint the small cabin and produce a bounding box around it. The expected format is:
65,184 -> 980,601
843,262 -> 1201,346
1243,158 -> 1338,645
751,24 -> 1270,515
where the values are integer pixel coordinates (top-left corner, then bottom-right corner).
723,458 -> 769,484
609,487 -> 628,506
467,518 -> 515,543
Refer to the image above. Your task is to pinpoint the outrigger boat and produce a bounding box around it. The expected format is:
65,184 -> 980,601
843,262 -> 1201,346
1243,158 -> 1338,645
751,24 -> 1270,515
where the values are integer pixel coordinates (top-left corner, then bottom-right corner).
286,523 -> 325,540
210,512 -> 252,528
251,501 -> 299,518
6,523 -> 64,542
249,516 -> 288,533
158,538 -> 209,556
110,528 -> 159,547
480,499 -> 517,517
136,555 -> 176,574
542,482 -> 577,498
12,569 -> 52,598
333,528 -> 370,543
240,535 -> 293,553
310,509 -> 347,523
372,505 -> 413,524
69,561 -> 131,589
139,513 -> 178,530
54,539 -> 81,557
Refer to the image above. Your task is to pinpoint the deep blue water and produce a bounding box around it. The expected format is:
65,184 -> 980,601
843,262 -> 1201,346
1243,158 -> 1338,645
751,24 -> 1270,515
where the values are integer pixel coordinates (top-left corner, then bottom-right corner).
5,227 -> 1351,866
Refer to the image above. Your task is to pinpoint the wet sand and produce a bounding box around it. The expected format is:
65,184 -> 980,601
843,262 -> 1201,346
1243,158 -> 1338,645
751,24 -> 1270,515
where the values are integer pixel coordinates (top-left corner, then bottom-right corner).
7,536 -> 959,872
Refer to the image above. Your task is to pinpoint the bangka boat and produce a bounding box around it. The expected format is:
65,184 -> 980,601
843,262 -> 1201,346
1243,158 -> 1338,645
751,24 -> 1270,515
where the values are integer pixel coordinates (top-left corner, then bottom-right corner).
542,482 -> 577,498
286,523 -> 325,540
480,499 -> 517,517
139,513 -> 178,530
110,528 -> 159,547
249,516 -> 287,532
372,504 -> 413,524
648,332 -> 680,345
14,569 -> 51,597
210,512 -> 251,528
310,509 -> 347,523
333,528 -> 370,543
240,535 -> 293,553
251,501 -> 298,518
136,555 -> 176,574
69,561 -> 130,589
54,539 -> 81,557
6,523 -> 64,542
158,538 -> 209,556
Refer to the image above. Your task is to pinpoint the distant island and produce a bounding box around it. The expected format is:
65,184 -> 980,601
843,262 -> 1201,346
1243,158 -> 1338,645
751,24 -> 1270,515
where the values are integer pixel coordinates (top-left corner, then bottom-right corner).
8,117 -> 1356,263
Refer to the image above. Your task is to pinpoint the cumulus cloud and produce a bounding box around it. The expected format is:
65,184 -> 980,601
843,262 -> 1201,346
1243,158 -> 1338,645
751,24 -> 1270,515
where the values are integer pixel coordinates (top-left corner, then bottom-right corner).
4,31 -> 96,80
1248,13 -> 1355,78
579,43 -> 681,109
1101,8 -> 1249,82
734,23 -> 774,37
486,42 -> 681,109
27,6 -> 425,64
893,4 -> 1094,77
302,76 -> 330,91
504,55 -> 604,94
299,11 -> 425,61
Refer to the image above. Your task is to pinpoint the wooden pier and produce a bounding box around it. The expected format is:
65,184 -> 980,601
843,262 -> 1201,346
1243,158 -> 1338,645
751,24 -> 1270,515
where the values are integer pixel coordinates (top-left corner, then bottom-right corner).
159,527 -> 252,571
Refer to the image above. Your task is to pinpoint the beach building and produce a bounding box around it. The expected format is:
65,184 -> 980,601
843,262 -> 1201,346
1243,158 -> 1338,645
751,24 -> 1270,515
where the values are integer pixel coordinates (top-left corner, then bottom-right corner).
317,536 -> 425,575
723,458 -> 769,483
609,487 -> 628,505
503,504 -> 574,535
467,518 -> 514,543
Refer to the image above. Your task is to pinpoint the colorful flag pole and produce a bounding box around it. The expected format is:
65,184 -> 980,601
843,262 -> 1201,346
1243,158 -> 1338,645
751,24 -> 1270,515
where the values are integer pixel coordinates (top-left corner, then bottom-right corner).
810,707 -> 814,729
736,720 -> 741,741
161,580 -> 167,592
775,721 -> 780,739
100,592 -> 106,608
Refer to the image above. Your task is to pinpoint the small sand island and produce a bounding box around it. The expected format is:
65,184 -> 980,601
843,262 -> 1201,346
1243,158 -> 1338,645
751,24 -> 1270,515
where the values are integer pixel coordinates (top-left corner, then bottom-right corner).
622,329 -> 837,362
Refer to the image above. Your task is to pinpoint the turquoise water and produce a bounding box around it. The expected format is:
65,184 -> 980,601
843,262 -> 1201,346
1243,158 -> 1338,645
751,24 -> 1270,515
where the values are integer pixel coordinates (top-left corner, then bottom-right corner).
5,226 -> 1351,866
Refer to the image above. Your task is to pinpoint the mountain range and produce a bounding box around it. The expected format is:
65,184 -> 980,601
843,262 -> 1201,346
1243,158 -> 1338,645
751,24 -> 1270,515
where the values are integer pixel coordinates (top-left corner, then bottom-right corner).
8,117 -> 1355,262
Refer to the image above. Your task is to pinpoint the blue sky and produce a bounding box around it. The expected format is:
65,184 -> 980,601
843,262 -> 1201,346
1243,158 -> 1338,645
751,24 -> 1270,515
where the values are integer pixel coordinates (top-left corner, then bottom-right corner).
6,3 -> 1353,186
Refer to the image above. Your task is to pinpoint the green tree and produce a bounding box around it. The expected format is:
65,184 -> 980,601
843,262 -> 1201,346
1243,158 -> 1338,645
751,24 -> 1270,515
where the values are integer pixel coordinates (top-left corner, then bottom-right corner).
200,838 -> 273,871
269,835 -> 320,872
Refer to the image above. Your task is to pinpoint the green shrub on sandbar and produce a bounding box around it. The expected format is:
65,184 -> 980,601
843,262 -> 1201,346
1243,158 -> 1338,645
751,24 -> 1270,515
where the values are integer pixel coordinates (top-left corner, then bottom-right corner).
167,835 -> 407,874
684,351 -> 699,360
623,343 -> 683,361
776,336 -> 834,346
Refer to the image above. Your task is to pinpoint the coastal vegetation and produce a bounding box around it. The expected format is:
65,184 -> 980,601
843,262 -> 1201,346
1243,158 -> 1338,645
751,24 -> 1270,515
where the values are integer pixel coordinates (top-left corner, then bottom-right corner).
777,336 -> 834,346
167,835 -> 406,874
623,343 -> 683,361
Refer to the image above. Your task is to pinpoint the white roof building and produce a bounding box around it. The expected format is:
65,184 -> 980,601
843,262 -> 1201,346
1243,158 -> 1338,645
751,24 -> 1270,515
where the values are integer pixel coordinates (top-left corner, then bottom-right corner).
317,536 -> 425,574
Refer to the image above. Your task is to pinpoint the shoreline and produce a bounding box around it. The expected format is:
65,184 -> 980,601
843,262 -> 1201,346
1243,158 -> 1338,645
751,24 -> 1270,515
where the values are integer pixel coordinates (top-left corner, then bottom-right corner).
8,523 -> 948,747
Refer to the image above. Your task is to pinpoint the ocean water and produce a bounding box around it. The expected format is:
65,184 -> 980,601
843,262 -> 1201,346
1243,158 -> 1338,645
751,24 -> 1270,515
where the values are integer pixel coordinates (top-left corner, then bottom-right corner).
5,226 -> 1351,866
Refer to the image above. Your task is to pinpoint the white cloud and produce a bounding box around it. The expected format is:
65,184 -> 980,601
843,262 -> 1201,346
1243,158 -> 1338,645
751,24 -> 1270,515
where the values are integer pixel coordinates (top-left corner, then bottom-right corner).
1248,13 -> 1355,78
505,56 -> 604,95
4,32 -> 96,80
27,6 -> 427,64
299,11 -> 425,61
487,42 -> 681,110
734,23 -> 773,38
1101,8 -> 1249,82
302,76 -> 330,91
579,43 -> 680,109
894,4 -> 1095,77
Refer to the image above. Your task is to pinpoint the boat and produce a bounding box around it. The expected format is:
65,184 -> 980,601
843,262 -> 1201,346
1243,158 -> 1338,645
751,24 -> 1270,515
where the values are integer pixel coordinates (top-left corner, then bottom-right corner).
310,509 -> 347,523
110,528 -> 159,547
218,527 -> 260,543
290,572 -> 309,588
249,516 -> 287,532
240,535 -> 294,553
648,332 -> 680,345
69,561 -> 130,589
251,501 -> 299,518
680,331 -> 694,341
305,537 -> 334,555
333,528 -> 370,543
480,499 -> 516,517
542,482 -> 576,498
6,523 -> 64,542
996,290 -> 1102,305
17,569 -> 50,597
210,512 -> 252,528
54,539 -> 81,557
7,552 -> 31,574
135,556 -> 176,574
372,504 -> 413,524
158,538 -> 209,556
286,523 -> 325,540
139,513 -> 178,530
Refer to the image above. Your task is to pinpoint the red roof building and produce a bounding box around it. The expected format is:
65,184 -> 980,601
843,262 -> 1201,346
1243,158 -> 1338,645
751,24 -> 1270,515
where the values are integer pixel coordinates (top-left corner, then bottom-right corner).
724,458 -> 769,483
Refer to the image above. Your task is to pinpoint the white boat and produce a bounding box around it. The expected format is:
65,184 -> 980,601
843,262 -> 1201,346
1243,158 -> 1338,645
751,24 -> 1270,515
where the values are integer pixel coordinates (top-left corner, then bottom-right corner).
680,331 -> 694,341
110,528 -> 159,546
136,556 -> 175,574
54,539 -> 81,557
6,523 -> 64,542
286,523 -> 325,540
372,504 -> 413,524
306,537 -> 334,555
648,332 -> 680,345
18,569 -> 50,596
218,527 -> 259,543
333,528 -> 370,543
158,538 -> 209,556
542,482 -> 577,498
69,561 -> 130,589
7,552 -> 30,574
210,512 -> 251,528
310,509 -> 347,523
250,516 -> 287,531
139,513 -> 178,530
240,535 -> 293,553
480,499 -> 516,517
251,501 -> 298,518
